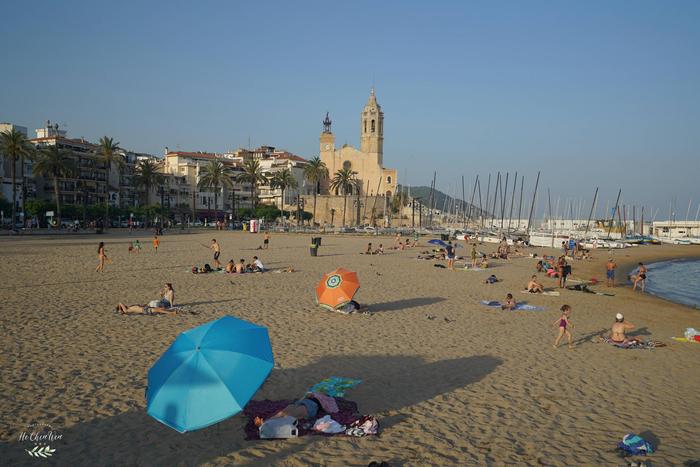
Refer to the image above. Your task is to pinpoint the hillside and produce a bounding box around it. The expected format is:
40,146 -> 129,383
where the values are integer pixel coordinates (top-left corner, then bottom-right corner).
398,185 -> 488,218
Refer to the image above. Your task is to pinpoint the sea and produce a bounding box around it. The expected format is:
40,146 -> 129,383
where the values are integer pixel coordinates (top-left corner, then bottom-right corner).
643,259 -> 700,309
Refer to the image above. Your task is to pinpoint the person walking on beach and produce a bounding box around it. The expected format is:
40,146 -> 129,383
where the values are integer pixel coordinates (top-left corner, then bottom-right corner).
632,262 -> 647,292
263,231 -> 270,249
96,242 -> 107,273
445,241 -> 455,270
153,236 -> 160,253
606,258 -> 617,287
470,244 -> 478,269
553,304 -> 574,349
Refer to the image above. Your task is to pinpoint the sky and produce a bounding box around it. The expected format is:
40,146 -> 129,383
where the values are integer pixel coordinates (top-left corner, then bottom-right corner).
2,0 -> 699,219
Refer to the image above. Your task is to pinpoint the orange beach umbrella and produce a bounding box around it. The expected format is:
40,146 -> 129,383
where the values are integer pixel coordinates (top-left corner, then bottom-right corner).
315,268 -> 360,311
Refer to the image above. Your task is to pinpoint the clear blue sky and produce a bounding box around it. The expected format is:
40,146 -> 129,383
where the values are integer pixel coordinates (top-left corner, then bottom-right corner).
2,0 -> 699,219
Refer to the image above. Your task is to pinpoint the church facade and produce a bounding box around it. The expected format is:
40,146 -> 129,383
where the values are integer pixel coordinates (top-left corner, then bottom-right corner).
319,89 -> 397,198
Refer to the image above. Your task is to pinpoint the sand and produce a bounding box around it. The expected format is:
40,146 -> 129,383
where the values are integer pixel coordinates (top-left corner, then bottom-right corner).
1,230 -> 699,466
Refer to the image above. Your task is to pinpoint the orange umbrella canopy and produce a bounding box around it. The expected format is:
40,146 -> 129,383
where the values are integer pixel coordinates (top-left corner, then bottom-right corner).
315,268 -> 360,311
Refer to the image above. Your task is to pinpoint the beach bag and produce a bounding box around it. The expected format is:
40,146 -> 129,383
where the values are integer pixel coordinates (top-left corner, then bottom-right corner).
259,416 -> 298,439
618,433 -> 654,456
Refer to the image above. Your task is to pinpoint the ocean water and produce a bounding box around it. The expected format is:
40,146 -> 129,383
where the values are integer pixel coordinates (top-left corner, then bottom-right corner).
643,259 -> 700,309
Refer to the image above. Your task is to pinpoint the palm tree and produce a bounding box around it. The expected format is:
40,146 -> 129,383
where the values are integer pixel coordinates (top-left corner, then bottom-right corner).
32,146 -> 76,226
303,156 -> 329,225
237,159 -> 267,210
133,159 -> 164,226
197,160 -> 233,222
270,169 -> 298,224
0,128 -> 34,227
329,167 -> 360,227
94,136 -> 123,228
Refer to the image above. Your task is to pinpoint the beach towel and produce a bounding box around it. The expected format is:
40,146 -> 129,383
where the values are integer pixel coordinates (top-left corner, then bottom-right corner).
309,377 -> 362,397
521,290 -> 560,296
243,398 -> 361,440
603,337 -> 657,349
479,300 -> 544,311
618,433 -> 654,456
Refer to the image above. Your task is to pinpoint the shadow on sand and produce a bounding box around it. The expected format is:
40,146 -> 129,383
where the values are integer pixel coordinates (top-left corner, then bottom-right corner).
370,297 -> 447,313
0,354 -> 501,466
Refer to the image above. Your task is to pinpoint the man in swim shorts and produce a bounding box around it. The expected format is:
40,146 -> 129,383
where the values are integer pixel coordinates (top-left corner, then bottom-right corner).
210,239 -> 221,269
606,258 -> 617,287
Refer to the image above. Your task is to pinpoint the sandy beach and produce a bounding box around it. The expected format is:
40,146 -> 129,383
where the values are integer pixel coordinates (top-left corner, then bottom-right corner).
1,231 -> 699,466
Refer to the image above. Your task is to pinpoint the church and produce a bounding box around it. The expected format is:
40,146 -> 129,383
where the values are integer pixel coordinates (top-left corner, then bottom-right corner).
319,89 -> 398,198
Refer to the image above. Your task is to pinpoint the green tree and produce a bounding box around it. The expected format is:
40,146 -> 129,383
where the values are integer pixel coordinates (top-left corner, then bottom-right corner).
32,146 -> 76,226
94,136 -> 124,228
269,168 -> 298,223
329,167 -> 360,227
197,160 -> 233,222
237,159 -> 267,209
0,128 -> 34,226
133,159 -> 164,226
303,156 -> 329,226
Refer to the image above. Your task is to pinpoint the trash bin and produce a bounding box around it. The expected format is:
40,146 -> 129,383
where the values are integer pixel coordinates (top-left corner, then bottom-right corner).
441,233 -> 450,241
310,243 -> 318,257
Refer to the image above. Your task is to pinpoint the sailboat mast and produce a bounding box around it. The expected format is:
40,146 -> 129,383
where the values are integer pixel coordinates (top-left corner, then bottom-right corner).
526,171 -> 540,235
507,171 -> 517,234
607,189 -> 622,238
583,187 -> 598,239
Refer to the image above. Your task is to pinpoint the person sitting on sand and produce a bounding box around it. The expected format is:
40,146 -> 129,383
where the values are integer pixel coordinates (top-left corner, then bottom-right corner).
609,313 -> 644,345
536,260 -> 544,272
251,256 -> 265,272
398,240 -> 405,251
226,259 -> 235,273
365,242 -> 373,255
501,293 -> 516,310
235,259 -> 246,274
375,244 -> 384,255
527,275 -> 544,293
485,274 -> 499,284
479,255 -> 489,268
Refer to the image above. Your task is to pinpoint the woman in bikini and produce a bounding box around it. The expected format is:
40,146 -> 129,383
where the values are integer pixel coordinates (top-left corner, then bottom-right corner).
116,283 -> 177,315
96,242 -> 107,273
552,304 -> 573,349
632,262 -> 647,292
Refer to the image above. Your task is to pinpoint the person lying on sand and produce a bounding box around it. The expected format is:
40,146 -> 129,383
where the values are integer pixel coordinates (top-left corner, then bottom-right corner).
337,300 -> 370,314
501,293 -> 516,310
608,313 -> 644,345
255,392 -> 339,427
116,303 -> 177,315
485,274 -> 499,284
271,265 -> 296,273
527,275 -> 545,293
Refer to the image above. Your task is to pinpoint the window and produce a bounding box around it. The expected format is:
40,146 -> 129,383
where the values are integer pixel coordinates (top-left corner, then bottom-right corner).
343,160 -> 352,170
364,120 -> 367,133
371,120 -> 375,133
386,176 -> 392,184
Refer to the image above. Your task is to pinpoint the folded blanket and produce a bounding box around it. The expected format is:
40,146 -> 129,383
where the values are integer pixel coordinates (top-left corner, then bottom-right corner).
243,398 -> 360,440
479,300 -> 544,311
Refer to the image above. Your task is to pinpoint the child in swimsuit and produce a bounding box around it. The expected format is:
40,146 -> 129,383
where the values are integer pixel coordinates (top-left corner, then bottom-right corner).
552,304 -> 573,349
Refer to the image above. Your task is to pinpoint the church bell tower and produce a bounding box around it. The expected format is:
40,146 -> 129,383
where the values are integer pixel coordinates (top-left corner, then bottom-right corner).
360,87 -> 384,162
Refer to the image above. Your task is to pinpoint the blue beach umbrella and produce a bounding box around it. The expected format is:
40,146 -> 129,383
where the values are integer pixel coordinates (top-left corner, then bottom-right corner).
146,316 -> 274,433
428,239 -> 447,247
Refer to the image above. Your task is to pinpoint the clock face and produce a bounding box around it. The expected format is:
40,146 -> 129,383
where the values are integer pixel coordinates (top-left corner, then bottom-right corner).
325,144 -> 330,150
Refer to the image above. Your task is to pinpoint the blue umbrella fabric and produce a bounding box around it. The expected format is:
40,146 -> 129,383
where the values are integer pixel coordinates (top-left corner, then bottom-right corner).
428,239 -> 462,248
146,316 -> 274,433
